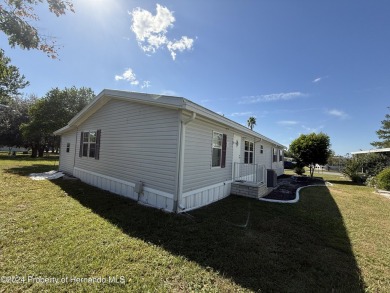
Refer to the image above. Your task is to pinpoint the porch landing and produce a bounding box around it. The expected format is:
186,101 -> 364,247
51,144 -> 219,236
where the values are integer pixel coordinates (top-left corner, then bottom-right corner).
231,181 -> 272,199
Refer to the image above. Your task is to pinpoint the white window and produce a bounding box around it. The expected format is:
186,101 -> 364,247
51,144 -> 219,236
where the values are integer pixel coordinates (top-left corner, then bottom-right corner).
244,141 -> 254,164
279,149 -> 283,162
273,148 -> 277,162
82,131 -> 96,158
66,143 -> 70,153
212,132 -> 223,167
260,144 -> 263,154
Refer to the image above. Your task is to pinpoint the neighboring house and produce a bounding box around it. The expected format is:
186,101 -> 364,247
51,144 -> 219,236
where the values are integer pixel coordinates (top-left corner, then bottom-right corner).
54,90 -> 285,212
351,148 -> 390,156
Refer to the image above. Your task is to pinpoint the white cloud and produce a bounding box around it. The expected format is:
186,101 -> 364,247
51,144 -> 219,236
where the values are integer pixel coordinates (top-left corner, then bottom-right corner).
115,68 -> 151,89
167,36 -> 194,60
326,109 -> 349,119
277,120 -> 298,125
130,4 -> 194,60
141,80 -> 151,89
231,111 -> 253,117
312,76 -> 328,83
301,125 -> 324,133
239,92 -> 305,104
160,90 -> 178,96
114,68 -> 139,85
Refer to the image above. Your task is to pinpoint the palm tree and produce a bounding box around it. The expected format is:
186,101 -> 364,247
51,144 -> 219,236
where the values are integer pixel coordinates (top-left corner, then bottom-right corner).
247,116 -> 256,130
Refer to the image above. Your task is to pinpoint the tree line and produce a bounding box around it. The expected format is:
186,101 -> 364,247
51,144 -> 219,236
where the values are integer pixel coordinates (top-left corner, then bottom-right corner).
0,83 -> 94,157
0,1 -> 96,157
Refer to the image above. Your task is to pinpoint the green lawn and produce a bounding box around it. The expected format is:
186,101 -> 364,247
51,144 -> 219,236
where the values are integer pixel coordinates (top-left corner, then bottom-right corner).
1,154 -> 389,292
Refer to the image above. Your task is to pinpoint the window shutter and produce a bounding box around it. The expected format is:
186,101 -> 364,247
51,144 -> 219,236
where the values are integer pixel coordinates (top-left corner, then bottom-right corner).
95,129 -> 101,160
79,132 -> 84,157
221,134 -> 227,168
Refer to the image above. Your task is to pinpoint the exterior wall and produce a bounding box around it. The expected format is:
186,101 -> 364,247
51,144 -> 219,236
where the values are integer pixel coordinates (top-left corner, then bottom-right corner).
272,156 -> 284,176
255,140 -> 272,169
181,118 -> 234,210
58,96 -> 284,212
58,130 -> 77,174
255,140 -> 284,176
73,99 -> 180,211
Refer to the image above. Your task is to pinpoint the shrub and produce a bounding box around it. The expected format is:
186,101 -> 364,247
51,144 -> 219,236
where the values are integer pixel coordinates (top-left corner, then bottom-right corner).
342,158 -> 363,183
359,153 -> 389,176
294,166 -> 305,175
365,176 -> 377,188
376,168 -> 390,191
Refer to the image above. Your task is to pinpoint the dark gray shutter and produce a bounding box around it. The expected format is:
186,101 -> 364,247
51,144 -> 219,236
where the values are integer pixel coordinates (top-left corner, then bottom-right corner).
79,132 -> 84,157
221,134 -> 227,168
95,129 -> 101,160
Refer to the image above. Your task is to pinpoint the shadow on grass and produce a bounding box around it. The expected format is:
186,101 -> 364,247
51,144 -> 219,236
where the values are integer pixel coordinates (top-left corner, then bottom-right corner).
4,164 -> 59,176
6,165 -> 366,292
327,180 -> 364,186
0,152 -> 59,162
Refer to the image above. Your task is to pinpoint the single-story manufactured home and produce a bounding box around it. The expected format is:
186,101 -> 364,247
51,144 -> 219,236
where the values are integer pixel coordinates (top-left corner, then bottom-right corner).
54,90 -> 285,212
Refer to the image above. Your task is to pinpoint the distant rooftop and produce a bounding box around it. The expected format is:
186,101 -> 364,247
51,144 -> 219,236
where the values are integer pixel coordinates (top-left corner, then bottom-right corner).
351,148 -> 390,155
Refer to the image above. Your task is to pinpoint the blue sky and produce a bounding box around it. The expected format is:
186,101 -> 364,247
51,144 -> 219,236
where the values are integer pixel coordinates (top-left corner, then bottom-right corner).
2,0 -> 390,155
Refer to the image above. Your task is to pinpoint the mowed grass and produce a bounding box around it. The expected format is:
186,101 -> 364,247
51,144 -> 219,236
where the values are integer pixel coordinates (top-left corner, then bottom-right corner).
0,154 -> 389,292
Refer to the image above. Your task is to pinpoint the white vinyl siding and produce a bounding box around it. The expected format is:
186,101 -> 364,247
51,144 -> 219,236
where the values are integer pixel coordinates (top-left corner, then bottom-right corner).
74,99 -> 180,195
183,118 -> 233,193
59,130 -> 76,174
255,141 -> 272,169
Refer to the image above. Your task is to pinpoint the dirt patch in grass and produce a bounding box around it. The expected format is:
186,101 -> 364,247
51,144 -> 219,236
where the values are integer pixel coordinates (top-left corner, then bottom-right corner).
263,174 -> 325,200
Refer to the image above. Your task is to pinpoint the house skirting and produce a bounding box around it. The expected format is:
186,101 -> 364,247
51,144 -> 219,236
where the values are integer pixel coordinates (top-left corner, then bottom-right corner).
71,168 -> 235,212
179,180 -> 232,212
73,167 -> 174,212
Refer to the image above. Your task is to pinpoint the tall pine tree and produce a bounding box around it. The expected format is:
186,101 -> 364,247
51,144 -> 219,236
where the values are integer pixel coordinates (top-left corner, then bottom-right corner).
371,107 -> 390,148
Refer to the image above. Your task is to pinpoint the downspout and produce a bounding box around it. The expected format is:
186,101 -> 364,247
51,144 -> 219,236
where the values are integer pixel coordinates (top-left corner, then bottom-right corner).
73,127 -> 78,171
253,138 -> 262,182
174,112 -> 196,213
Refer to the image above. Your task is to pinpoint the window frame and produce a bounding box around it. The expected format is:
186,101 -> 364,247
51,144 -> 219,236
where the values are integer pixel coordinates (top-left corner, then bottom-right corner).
279,149 -> 283,162
273,148 -> 277,163
260,144 -> 264,154
244,140 -> 254,164
66,142 -> 70,153
80,130 -> 99,159
211,131 -> 223,168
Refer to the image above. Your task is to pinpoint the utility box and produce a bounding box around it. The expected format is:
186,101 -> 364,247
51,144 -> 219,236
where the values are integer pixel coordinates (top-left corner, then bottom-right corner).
134,181 -> 144,194
267,169 -> 277,187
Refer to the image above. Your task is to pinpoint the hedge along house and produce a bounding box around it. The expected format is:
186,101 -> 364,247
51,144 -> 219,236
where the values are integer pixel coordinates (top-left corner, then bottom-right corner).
54,90 -> 285,212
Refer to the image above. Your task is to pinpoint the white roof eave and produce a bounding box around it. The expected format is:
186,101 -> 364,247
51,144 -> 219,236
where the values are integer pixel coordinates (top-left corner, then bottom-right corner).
183,100 -> 286,149
53,89 -> 286,149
